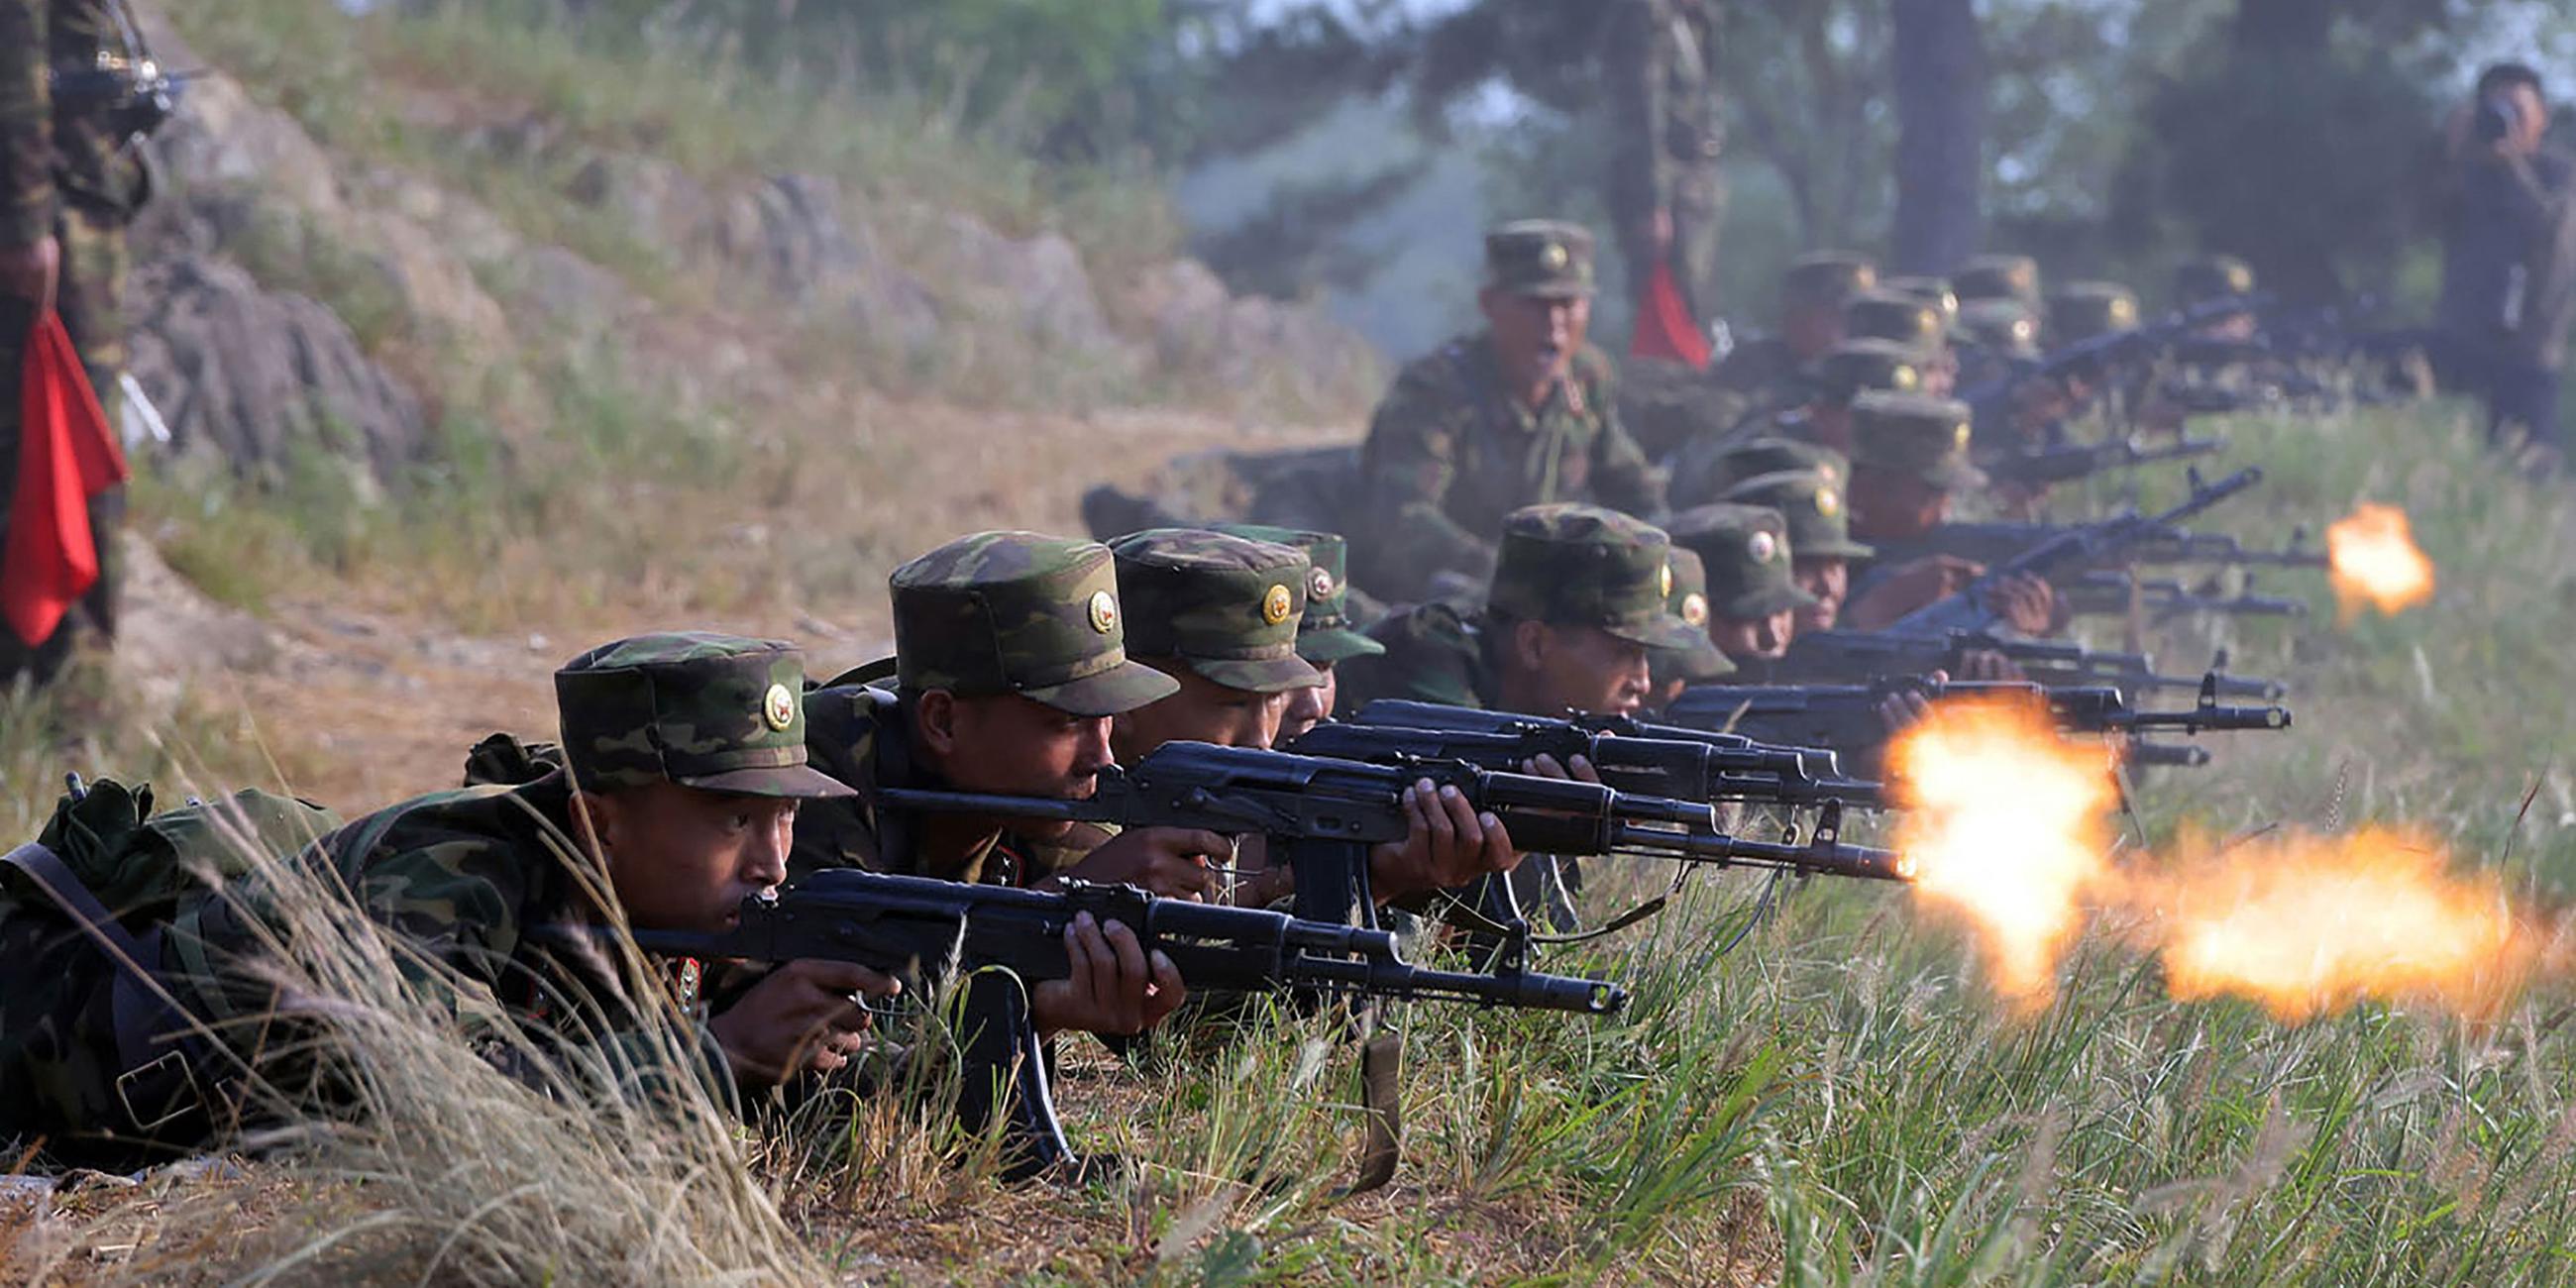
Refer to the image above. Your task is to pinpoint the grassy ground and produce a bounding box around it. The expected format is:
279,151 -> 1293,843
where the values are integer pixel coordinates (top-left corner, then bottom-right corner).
7,390 -> 2574,1284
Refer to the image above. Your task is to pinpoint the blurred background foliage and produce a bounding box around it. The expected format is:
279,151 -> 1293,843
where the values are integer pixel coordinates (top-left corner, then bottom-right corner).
459,0 -> 2576,358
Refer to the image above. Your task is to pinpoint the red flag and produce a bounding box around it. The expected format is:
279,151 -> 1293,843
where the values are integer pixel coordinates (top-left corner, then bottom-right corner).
5,312 -> 130,646
1629,258 -> 1712,369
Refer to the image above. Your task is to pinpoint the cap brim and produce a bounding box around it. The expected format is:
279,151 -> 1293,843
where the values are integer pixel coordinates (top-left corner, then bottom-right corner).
1719,585 -> 1821,620
1604,614 -> 1715,653
1184,653 -> 1324,694
1797,537 -> 1877,560
1653,640 -> 1738,682
1297,628 -> 1386,665
1022,660 -> 1182,717
1928,460 -> 1989,491
1498,280 -> 1595,299
681,762 -> 858,800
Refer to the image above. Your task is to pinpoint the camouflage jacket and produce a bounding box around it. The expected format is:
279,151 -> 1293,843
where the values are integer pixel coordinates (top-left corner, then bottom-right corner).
1330,602 -> 1495,712
0,0 -> 149,244
165,774 -> 729,1107
1355,334 -> 1662,601
793,684 -> 1055,888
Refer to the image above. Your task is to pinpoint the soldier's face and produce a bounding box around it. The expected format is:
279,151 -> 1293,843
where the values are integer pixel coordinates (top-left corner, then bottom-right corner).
1810,402 -> 1856,453
1785,303 -> 1843,359
1113,662 -> 1292,759
1709,609 -> 1797,662
1794,558 -> 1847,631
1480,290 -> 1589,385
922,692 -> 1117,840
1518,622 -> 1652,716
588,782 -> 797,933
1923,351 -> 1959,398
1849,468 -> 1950,540
1278,661 -> 1338,744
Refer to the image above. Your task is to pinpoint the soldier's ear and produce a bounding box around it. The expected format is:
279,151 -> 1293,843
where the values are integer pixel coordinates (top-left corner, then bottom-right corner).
1511,617 -> 1553,673
569,787 -> 619,858
913,688 -> 961,760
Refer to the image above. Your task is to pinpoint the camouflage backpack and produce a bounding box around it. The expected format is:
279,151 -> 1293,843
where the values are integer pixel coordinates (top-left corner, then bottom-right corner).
0,779 -> 338,1137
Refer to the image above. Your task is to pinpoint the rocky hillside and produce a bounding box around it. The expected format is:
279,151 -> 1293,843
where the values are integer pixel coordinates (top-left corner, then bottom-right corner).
88,0 -> 1376,806
126,4 -> 1375,499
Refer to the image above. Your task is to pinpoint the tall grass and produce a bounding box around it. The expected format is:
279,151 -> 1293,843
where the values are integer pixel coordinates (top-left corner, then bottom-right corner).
15,391 -> 2576,1283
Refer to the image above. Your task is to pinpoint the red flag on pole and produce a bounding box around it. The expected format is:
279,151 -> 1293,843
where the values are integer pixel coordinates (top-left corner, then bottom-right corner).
1629,258 -> 1712,369
4,312 -> 130,646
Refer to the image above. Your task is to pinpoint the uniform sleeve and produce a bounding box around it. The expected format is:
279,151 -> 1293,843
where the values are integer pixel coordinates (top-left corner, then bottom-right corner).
1355,362 -> 1500,599
0,0 -> 54,246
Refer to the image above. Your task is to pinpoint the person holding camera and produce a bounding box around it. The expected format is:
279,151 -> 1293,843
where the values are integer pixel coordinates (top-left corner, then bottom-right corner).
2433,61 -> 2576,465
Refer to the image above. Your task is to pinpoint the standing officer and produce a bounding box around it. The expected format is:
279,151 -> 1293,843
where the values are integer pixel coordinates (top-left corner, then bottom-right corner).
0,0 -> 155,683
1353,221 -> 1664,602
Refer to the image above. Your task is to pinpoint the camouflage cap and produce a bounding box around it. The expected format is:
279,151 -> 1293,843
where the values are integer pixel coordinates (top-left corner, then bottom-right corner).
1209,522 -> 1385,666
1485,219 -> 1595,298
1851,391 -> 1985,491
1703,437 -> 1851,497
1651,546 -> 1737,682
1110,528 -> 1322,694
1665,504 -> 1820,622
2172,254 -> 2257,310
1486,503 -> 1707,652
556,631 -> 854,799
1811,338 -> 1927,403
1881,274 -> 1962,324
1951,253 -> 2042,306
1958,297 -> 2042,359
2048,280 -> 2142,344
1843,289 -> 1949,356
1720,469 -> 1876,562
1782,251 -> 1878,310
891,531 -> 1181,717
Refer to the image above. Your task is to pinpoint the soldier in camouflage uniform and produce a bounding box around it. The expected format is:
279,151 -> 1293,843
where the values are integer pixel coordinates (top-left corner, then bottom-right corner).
1664,503 -> 1814,665
1707,252 -> 1878,404
0,0 -> 151,683
1837,395 -> 2054,641
1207,523 -> 1384,744
1104,528 -> 1321,762
1352,221 -> 1664,601
1606,0 -> 1724,324
2172,253 -> 2261,343
1719,469 -> 1874,634
1665,340 -> 1917,507
1845,288 -> 1958,397
1336,503 -> 1706,928
1950,253 -> 2043,309
0,633 -> 898,1167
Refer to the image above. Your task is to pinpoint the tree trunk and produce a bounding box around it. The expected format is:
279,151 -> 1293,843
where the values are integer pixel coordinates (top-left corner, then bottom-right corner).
1889,0 -> 1986,275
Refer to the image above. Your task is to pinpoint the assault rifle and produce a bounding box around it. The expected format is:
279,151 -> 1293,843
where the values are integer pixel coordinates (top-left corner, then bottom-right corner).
1980,431 -> 2226,488
1769,627 -> 2288,703
1318,698 -> 1876,805
1963,292 -> 2279,415
878,740 -> 1912,900
2058,571 -> 2308,623
1666,674 -> 2291,774
1887,466 -> 2263,636
620,868 -> 1623,1179
1870,519 -> 2327,574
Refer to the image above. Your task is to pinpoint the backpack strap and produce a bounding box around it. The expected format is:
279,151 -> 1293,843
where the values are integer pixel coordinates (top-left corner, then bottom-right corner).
2,842 -> 212,1134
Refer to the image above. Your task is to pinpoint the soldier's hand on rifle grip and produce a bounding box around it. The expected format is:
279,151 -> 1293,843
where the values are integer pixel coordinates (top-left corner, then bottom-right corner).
1069,826 -> 1230,902
1520,753 -> 1604,786
0,234 -> 58,314
1844,555 -> 1984,629
1986,572 -> 2059,636
1032,912 -> 1185,1038
1952,649 -> 2027,684
1369,779 -> 1519,905
1878,688 -> 1934,735
707,958 -> 901,1086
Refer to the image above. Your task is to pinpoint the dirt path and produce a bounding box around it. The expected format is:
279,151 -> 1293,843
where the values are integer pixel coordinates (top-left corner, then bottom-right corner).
129,401 -> 1347,811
